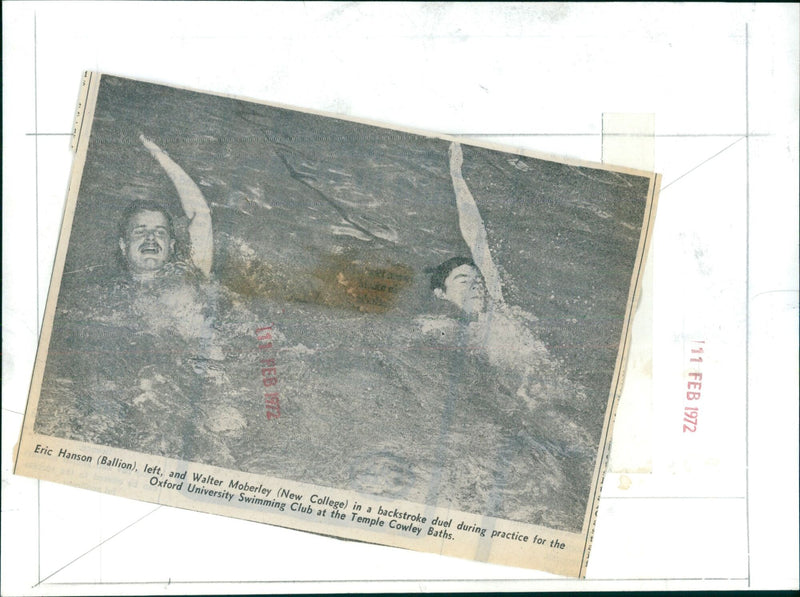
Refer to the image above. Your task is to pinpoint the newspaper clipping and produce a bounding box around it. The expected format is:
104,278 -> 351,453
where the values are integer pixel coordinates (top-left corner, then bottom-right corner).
14,73 -> 660,577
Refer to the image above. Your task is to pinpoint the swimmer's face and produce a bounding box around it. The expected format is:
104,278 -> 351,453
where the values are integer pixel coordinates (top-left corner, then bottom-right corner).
435,264 -> 486,315
119,210 -> 175,276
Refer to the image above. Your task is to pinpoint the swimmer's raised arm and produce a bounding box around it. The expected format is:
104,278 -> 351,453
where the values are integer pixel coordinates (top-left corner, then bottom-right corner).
140,134 -> 213,277
448,141 -> 503,303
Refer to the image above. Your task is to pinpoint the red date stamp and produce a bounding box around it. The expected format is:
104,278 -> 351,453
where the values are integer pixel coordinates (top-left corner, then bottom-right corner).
256,325 -> 280,420
682,340 -> 704,432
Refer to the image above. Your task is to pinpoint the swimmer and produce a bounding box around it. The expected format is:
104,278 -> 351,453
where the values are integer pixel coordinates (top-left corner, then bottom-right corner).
428,256 -> 487,318
118,135 -> 213,282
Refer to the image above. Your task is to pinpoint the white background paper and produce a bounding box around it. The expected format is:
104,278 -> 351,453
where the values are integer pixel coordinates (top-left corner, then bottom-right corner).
2,2 -> 798,593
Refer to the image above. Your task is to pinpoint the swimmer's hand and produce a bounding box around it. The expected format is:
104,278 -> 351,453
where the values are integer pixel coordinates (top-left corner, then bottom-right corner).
449,141 -> 464,177
139,133 -> 165,156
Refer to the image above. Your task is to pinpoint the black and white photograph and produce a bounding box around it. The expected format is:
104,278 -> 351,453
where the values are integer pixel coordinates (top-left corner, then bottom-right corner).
16,73 -> 658,576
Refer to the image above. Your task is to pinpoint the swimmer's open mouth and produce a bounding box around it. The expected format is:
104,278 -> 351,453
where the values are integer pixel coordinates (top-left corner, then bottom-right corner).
139,244 -> 161,255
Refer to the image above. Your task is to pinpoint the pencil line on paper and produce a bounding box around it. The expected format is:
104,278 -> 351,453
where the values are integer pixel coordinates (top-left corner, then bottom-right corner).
744,20 -> 752,589
34,13 -> 40,333
37,481 -> 41,584
659,137 -> 745,192
36,507 -> 162,587
34,15 -> 41,584
602,496 -> 746,500
44,576 -> 751,586
751,289 -> 800,301
26,132 -> 767,138
449,132 -> 767,138
11,10 -> 47,477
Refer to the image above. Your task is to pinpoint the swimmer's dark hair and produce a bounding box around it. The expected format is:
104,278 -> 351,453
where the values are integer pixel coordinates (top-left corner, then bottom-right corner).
118,200 -> 175,240
426,256 -> 477,292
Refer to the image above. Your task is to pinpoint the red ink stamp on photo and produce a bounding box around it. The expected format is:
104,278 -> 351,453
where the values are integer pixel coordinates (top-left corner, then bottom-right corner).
682,339 -> 704,433
256,325 -> 280,420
